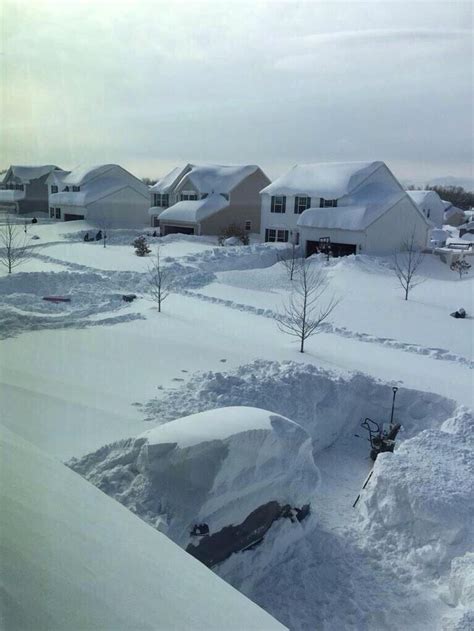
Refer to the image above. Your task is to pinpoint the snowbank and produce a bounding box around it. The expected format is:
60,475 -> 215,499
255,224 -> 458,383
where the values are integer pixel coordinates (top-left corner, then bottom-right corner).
357,425 -> 474,580
141,360 -> 458,452
0,424 -> 285,631
70,406 -> 318,546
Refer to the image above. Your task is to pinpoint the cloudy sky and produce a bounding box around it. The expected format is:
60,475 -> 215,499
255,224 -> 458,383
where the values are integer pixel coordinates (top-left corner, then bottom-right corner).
2,0 -> 472,183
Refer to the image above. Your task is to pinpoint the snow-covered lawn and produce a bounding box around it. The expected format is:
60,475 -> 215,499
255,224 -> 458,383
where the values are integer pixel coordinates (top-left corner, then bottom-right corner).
1,226 -> 473,630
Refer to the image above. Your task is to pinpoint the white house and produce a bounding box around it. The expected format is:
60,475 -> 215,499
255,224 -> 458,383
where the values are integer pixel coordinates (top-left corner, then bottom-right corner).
47,164 -> 150,226
442,200 -> 466,227
149,163 -> 270,236
260,161 -> 431,256
406,190 -> 446,227
0,165 -> 65,215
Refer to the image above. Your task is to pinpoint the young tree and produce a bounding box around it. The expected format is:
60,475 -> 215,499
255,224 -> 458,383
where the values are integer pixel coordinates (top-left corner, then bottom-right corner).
147,246 -> 175,312
279,239 -> 303,281
133,235 -> 151,257
393,231 -> 425,300
276,260 -> 339,353
450,257 -> 472,279
0,214 -> 35,273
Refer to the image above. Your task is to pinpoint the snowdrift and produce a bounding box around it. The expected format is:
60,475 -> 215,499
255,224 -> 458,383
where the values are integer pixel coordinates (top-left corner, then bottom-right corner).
0,424 -> 285,631
357,419 -> 474,580
70,406 -> 318,550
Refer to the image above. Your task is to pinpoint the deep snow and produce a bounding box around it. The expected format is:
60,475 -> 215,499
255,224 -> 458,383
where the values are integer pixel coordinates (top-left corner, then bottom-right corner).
1,220 -> 473,630
0,424 -> 284,630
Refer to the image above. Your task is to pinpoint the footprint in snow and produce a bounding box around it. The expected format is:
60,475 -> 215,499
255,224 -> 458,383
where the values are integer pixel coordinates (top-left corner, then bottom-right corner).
220,359 -> 227,363
172,377 -> 185,382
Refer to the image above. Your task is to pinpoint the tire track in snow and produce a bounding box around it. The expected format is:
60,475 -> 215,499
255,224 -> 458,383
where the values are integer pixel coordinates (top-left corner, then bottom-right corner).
181,289 -> 474,369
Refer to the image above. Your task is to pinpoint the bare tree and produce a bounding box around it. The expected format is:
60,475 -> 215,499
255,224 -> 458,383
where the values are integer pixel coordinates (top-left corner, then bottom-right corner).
0,214 -> 35,273
276,260 -> 340,353
393,230 -> 425,300
147,246 -> 175,312
279,239 -> 303,281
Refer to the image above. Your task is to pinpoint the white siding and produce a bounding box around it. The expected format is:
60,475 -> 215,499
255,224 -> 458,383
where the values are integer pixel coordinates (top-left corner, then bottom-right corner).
87,187 -> 149,227
366,197 -> 429,254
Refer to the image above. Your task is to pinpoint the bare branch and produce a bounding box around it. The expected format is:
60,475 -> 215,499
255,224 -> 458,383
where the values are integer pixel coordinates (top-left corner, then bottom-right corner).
146,246 -> 175,312
0,214 -> 37,273
276,260 -> 340,352
393,229 -> 425,300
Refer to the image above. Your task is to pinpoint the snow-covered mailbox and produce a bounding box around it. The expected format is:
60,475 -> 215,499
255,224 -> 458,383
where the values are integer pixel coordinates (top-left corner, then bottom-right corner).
0,165 -> 65,215
47,164 -> 150,226
260,161 -> 431,256
148,163 -> 270,236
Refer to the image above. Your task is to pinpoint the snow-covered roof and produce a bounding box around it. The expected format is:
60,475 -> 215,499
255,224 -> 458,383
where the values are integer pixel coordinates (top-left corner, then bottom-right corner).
261,161 -> 385,198
152,163 -> 260,195
158,193 -> 229,224
444,204 -> 465,219
60,164 -> 119,186
461,220 -> 474,230
406,190 -> 443,206
49,176 -> 145,207
1,424 -> 285,631
4,165 -> 61,184
150,165 -> 189,193
297,187 -> 406,231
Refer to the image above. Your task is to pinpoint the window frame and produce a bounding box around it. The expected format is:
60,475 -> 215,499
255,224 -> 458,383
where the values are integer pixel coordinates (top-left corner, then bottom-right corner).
320,198 -> 338,208
244,220 -> 252,231
265,228 -> 289,243
51,185 -> 58,194
55,208 -> 61,219
294,195 -> 311,214
270,196 -> 286,214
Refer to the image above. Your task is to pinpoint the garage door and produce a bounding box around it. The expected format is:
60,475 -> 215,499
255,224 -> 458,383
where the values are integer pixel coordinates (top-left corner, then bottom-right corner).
306,241 -> 357,257
162,225 -> 195,236
64,213 -> 85,222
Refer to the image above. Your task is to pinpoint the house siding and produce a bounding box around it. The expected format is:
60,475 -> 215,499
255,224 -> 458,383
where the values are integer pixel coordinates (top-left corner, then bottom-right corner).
365,197 -> 430,253
14,173 -> 51,214
86,187 -> 150,226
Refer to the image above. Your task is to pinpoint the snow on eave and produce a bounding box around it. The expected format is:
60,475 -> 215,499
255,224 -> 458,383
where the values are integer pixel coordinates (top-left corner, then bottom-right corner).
138,406 -> 296,449
260,161 -> 386,198
158,193 -> 229,224
4,165 -> 62,184
150,164 -> 191,193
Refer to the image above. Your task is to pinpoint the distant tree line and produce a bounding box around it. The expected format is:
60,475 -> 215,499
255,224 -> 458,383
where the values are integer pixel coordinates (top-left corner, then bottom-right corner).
407,184 -> 474,210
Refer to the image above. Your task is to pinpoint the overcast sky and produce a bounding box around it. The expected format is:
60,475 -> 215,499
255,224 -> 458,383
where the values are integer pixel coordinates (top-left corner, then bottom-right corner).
2,0 -> 473,183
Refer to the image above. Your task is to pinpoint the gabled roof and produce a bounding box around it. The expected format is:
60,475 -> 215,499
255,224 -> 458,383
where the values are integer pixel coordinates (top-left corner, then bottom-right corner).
261,161 -> 386,198
406,190 -> 444,207
60,164 -> 120,186
158,193 -> 229,224
152,163 -> 260,195
4,165 -> 62,184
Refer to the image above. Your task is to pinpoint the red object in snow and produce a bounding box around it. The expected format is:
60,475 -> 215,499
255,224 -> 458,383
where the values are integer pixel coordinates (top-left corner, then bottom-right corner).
42,296 -> 71,303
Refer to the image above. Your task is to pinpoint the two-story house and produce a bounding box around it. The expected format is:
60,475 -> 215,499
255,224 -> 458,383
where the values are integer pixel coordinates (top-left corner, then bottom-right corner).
149,163 -> 270,236
260,161 -> 431,256
0,165 -> 65,215
406,190 -> 446,227
47,164 -> 150,225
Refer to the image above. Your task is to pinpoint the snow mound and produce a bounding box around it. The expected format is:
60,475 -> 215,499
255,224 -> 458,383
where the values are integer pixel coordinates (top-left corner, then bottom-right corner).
142,360 -> 458,452
70,406 -> 318,546
0,424 -> 285,631
357,426 -> 474,579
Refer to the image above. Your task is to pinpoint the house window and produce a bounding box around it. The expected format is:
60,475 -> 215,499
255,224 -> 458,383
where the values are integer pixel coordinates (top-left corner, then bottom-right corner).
245,220 -> 252,231
271,196 -> 286,213
51,185 -> 58,193
294,196 -> 311,214
55,208 -> 61,219
180,191 -> 198,201
50,208 -> 54,218
63,186 -> 70,192
153,193 -> 169,207
292,231 -> 300,245
72,186 -> 80,192
15,184 -> 24,191
320,198 -> 338,208
265,228 -> 289,243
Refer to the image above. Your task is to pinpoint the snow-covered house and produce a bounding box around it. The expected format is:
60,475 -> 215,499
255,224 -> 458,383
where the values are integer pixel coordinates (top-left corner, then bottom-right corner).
406,190 -> 446,227
47,164 -> 150,226
149,163 -> 270,236
443,201 -> 466,227
260,161 -> 431,256
0,165 -> 65,215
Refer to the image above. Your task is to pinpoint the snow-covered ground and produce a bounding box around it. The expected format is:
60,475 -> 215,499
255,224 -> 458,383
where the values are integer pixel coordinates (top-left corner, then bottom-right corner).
1,220 -> 473,629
